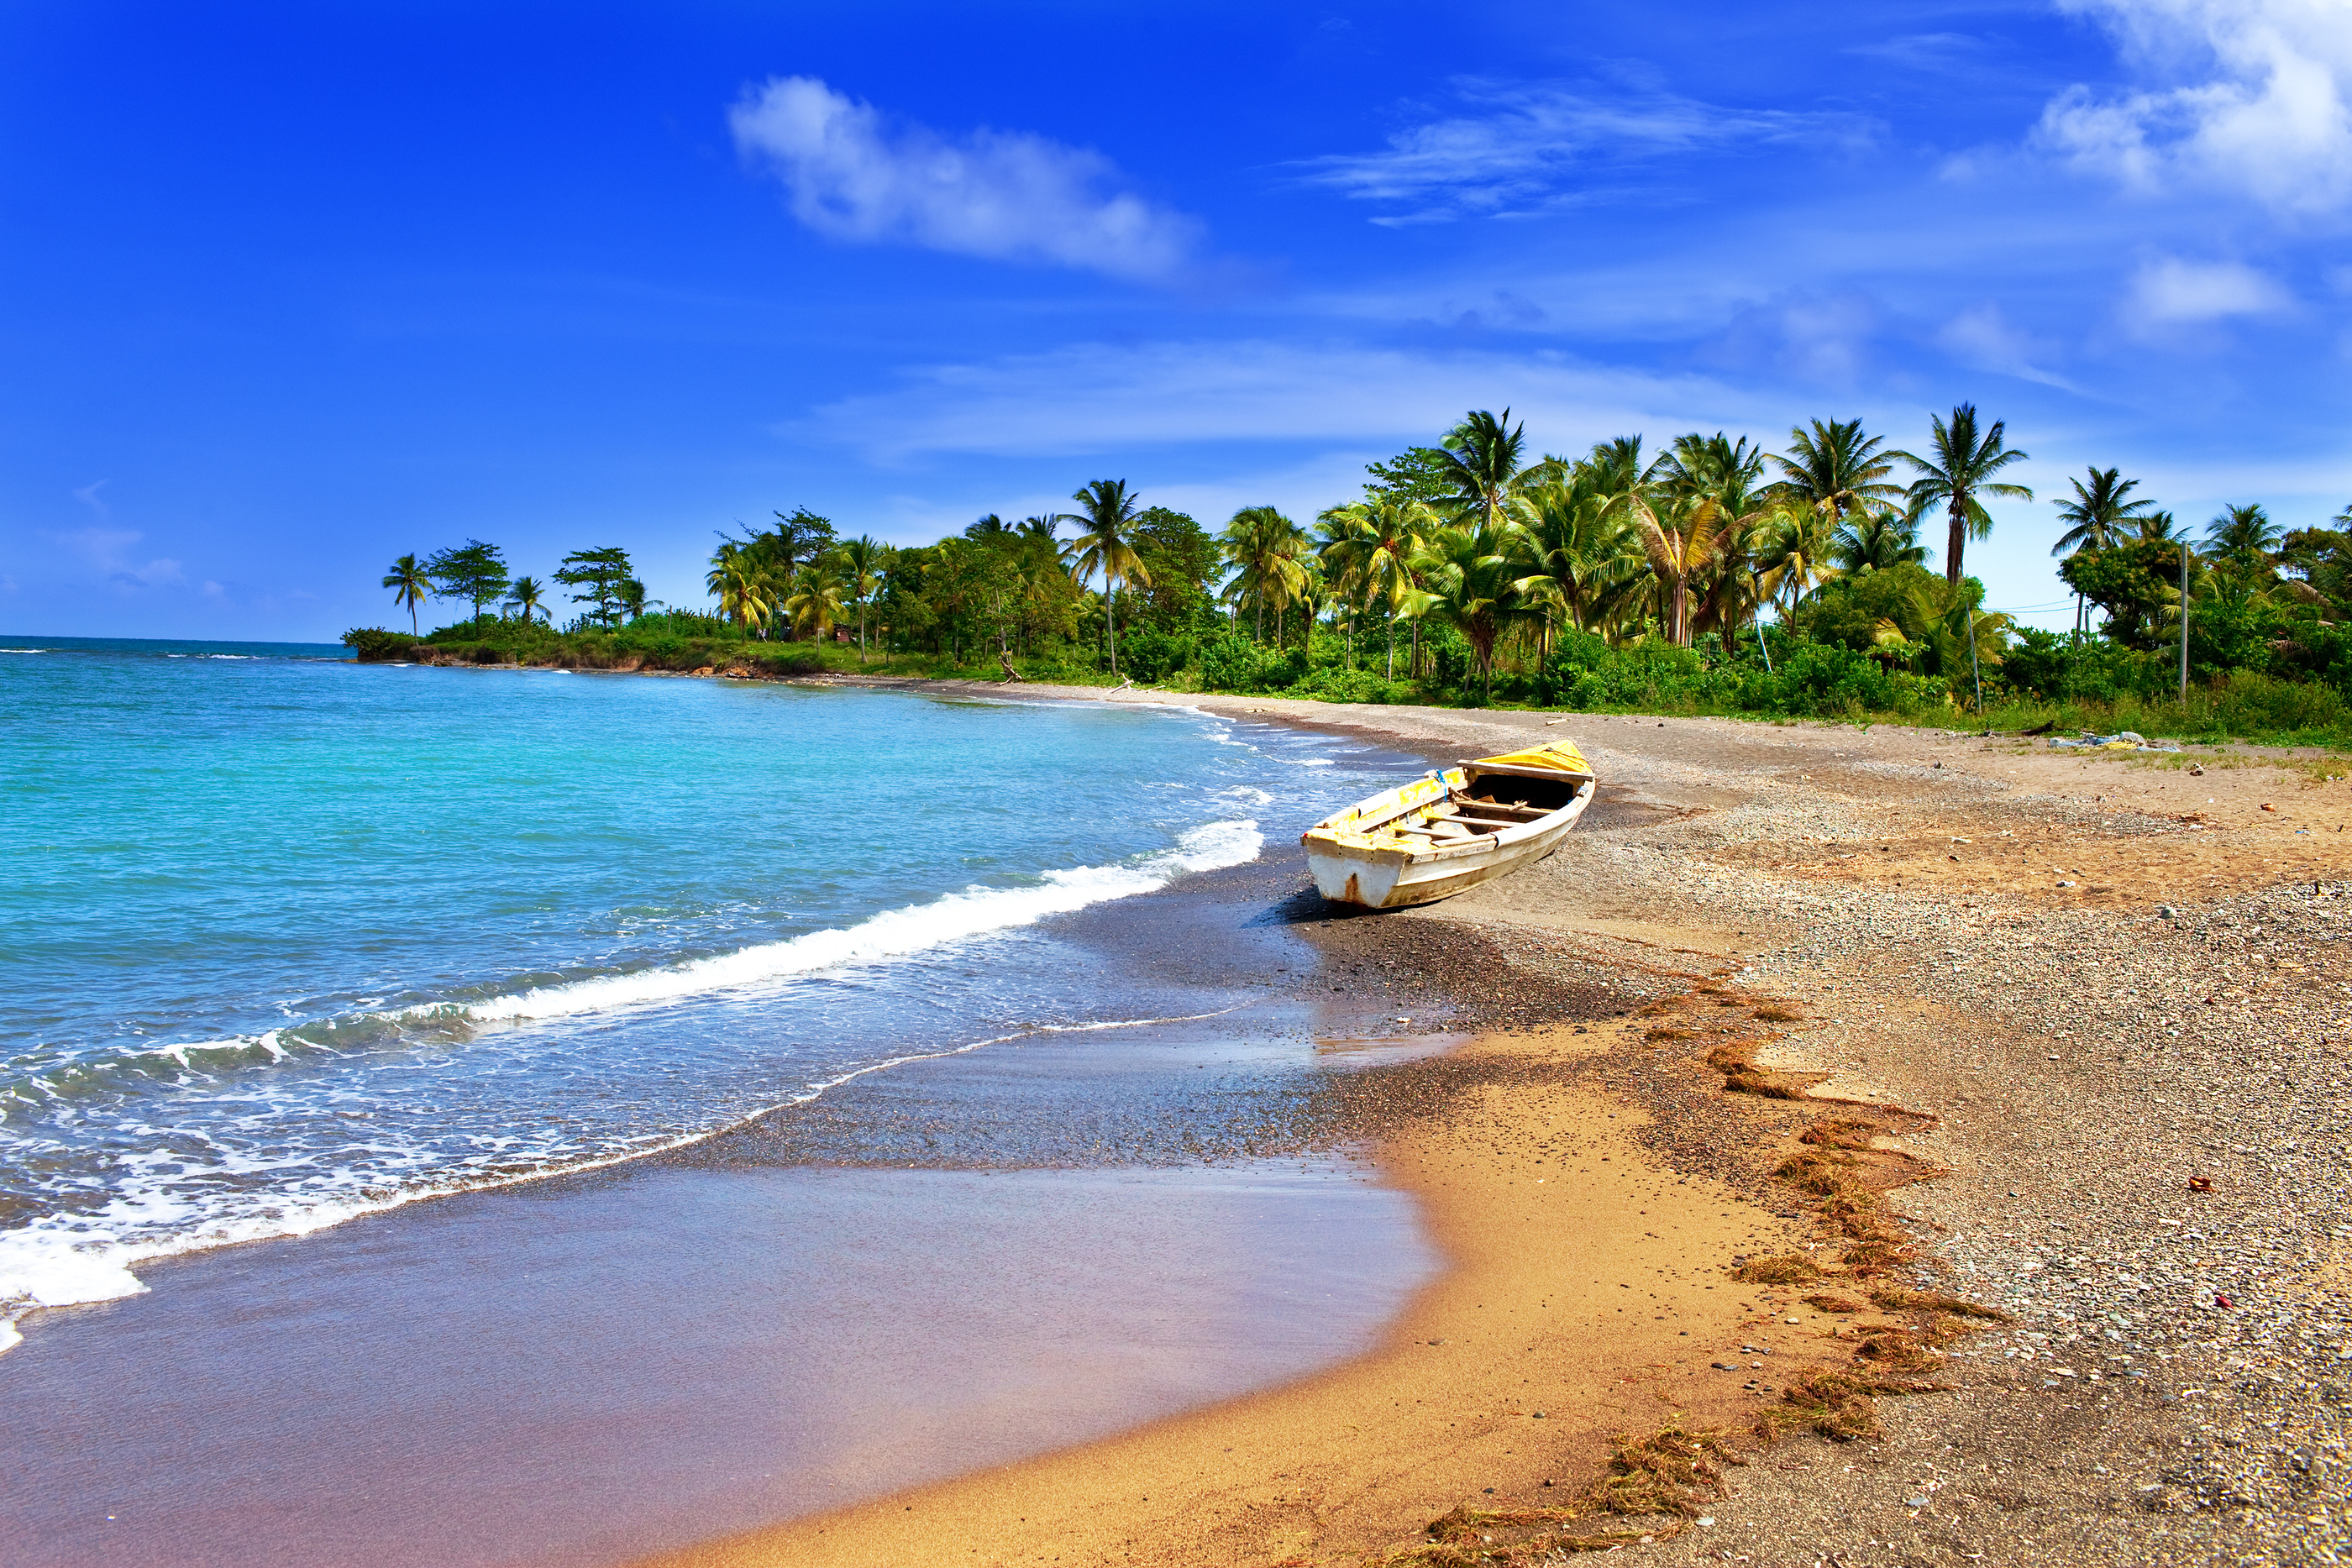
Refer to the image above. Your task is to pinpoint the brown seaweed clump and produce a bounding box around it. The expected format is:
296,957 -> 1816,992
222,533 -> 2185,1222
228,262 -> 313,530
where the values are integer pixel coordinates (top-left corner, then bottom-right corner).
1731,1252 -> 1824,1284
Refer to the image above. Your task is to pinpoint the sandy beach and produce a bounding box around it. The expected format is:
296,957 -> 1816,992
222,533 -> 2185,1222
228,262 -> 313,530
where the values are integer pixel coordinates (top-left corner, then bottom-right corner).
641,680 -> 2352,1568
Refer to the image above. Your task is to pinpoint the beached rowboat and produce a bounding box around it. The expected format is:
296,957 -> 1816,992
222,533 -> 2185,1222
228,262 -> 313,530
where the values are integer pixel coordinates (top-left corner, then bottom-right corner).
1300,740 -> 1595,910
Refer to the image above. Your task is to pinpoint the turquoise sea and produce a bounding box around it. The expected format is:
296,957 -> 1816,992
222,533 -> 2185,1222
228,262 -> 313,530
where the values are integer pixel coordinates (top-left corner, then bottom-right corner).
0,637 -> 1404,1352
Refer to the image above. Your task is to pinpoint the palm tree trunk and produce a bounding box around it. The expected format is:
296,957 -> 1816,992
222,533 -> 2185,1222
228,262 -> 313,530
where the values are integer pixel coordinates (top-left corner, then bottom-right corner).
1946,497 -> 1967,586
1107,584 -> 1119,677
1385,616 -> 1395,680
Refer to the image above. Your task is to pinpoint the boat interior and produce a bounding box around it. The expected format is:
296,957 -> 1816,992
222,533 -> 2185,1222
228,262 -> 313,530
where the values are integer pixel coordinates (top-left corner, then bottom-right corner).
1362,768 -> 1586,848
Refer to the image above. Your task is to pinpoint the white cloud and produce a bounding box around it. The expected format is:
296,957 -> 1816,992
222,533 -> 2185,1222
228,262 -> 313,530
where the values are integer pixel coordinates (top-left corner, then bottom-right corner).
801,338 -> 1775,463
2126,254 -> 2293,323
2034,0 -> 2352,215
1291,78 -> 1877,223
728,76 -> 1203,282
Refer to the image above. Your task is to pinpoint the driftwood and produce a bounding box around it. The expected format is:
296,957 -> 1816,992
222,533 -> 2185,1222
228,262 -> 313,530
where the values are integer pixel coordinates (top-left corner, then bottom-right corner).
997,651 -> 1026,683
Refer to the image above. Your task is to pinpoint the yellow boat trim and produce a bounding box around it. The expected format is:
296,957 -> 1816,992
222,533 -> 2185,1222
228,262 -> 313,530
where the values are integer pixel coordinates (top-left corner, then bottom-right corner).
1466,740 -> 1591,775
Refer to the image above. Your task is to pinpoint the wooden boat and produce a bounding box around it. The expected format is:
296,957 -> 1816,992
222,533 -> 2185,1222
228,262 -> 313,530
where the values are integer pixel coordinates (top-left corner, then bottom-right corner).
1300,740 -> 1595,910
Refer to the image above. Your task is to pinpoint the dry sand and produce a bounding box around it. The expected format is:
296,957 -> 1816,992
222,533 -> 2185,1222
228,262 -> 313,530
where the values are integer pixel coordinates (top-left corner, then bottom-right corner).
641,683 -> 2352,1567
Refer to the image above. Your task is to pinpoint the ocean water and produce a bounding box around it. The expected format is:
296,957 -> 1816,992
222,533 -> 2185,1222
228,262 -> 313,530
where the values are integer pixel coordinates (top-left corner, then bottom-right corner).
0,640 -> 1400,1351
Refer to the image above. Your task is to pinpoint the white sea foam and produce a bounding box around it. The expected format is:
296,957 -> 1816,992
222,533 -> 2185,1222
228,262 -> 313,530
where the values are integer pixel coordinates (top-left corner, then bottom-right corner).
0,821 -> 1268,1350
0,648 -> 48,654
0,996 -> 1264,1350
1296,758 -> 1335,767
465,818 -> 1261,1025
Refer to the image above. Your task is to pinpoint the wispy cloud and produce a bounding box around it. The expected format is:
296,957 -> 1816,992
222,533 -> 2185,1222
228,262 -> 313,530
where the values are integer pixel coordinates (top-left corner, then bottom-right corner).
1936,302 -> 2080,390
728,76 -> 1204,282
2034,0 -> 2352,216
802,338 -> 1770,462
1289,77 -> 1878,224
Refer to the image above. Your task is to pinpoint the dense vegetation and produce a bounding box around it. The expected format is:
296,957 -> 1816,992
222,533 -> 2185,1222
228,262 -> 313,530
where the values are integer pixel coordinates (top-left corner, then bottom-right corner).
346,406 -> 2352,747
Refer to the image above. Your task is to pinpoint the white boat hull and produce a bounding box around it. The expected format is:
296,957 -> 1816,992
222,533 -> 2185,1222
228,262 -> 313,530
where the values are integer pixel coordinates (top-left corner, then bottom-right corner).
1300,755 -> 1596,910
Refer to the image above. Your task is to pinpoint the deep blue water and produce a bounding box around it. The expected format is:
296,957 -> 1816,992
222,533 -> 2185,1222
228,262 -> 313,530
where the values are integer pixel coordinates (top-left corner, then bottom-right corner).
0,642 -> 1394,1345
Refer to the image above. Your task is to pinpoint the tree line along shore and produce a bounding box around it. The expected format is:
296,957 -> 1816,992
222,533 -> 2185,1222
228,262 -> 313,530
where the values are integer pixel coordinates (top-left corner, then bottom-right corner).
344,405 -> 2352,748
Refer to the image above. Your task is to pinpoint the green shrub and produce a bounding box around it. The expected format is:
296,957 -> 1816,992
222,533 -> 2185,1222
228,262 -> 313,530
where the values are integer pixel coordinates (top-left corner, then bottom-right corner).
341,627 -> 427,662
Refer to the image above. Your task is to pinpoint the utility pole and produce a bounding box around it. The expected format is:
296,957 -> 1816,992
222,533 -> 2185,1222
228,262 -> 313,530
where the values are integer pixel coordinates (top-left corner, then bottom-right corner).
2178,540 -> 2190,703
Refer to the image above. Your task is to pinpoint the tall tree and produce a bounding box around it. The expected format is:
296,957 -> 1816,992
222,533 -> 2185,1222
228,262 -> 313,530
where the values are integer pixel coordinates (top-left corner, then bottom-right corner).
554,547 -> 635,629
836,536 -> 890,661
1768,418 -> 1906,529
2051,466 -> 2156,636
381,553 -> 431,635
1434,408 -> 1547,531
784,561 -> 846,641
1220,506 -> 1310,645
1404,517 -> 1534,703
1127,506 -> 1218,632
1634,492 -> 1727,647
1892,403 -> 2033,586
426,540 -> 509,621
706,543 -> 776,636
1317,496 -> 1435,678
1362,445 -> 1456,507
2050,467 -> 2155,558
1057,479 -> 1152,678
1831,510 -> 1929,574
1520,467 -> 1638,642
502,575 -> 549,624
2203,502 -> 2282,567
766,507 -> 838,574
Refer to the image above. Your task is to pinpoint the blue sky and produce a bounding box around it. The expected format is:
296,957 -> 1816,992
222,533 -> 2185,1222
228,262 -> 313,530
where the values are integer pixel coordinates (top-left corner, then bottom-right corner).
5,0 -> 2349,638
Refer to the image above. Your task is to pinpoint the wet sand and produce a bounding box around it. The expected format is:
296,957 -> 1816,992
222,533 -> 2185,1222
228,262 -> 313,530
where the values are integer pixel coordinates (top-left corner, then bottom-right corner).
661,679 -> 2352,1567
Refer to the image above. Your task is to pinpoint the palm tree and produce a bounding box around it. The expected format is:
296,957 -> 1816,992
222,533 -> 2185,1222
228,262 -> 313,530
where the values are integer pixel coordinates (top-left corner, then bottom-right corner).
836,536 -> 889,662
1831,510 -> 1929,574
1221,506 -> 1310,645
2203,502 -> 2281,566
2050,467 -> 2155,636
706,543 -> 777,636
382,553 -> 431,635
503,575 -> 548,625
784,561 -> 846,641
1768,419 -> 1907,528
1405,517 -> 1534,702
1751,501 -> 1838,611
1634,492 -> 1728,647
1056,479 -> 1152,678
1434,409 -> 1548,531
2050,467 -> 2155,558
1520,468 -> 1638,642
2137,510 -> 2181,543
1892,403 -> 2033,586
1656,433 -> 1777,643
1317,496 -> 1435,678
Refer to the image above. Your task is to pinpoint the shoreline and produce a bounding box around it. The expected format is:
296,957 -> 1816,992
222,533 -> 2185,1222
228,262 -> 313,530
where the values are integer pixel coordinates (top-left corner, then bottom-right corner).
640,684 -> 2352,1565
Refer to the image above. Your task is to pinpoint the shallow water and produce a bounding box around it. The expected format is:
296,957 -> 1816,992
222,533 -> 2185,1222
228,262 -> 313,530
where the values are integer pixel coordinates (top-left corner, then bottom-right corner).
3,1146 -> 1434,1568
0,644 -> 1402,1337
